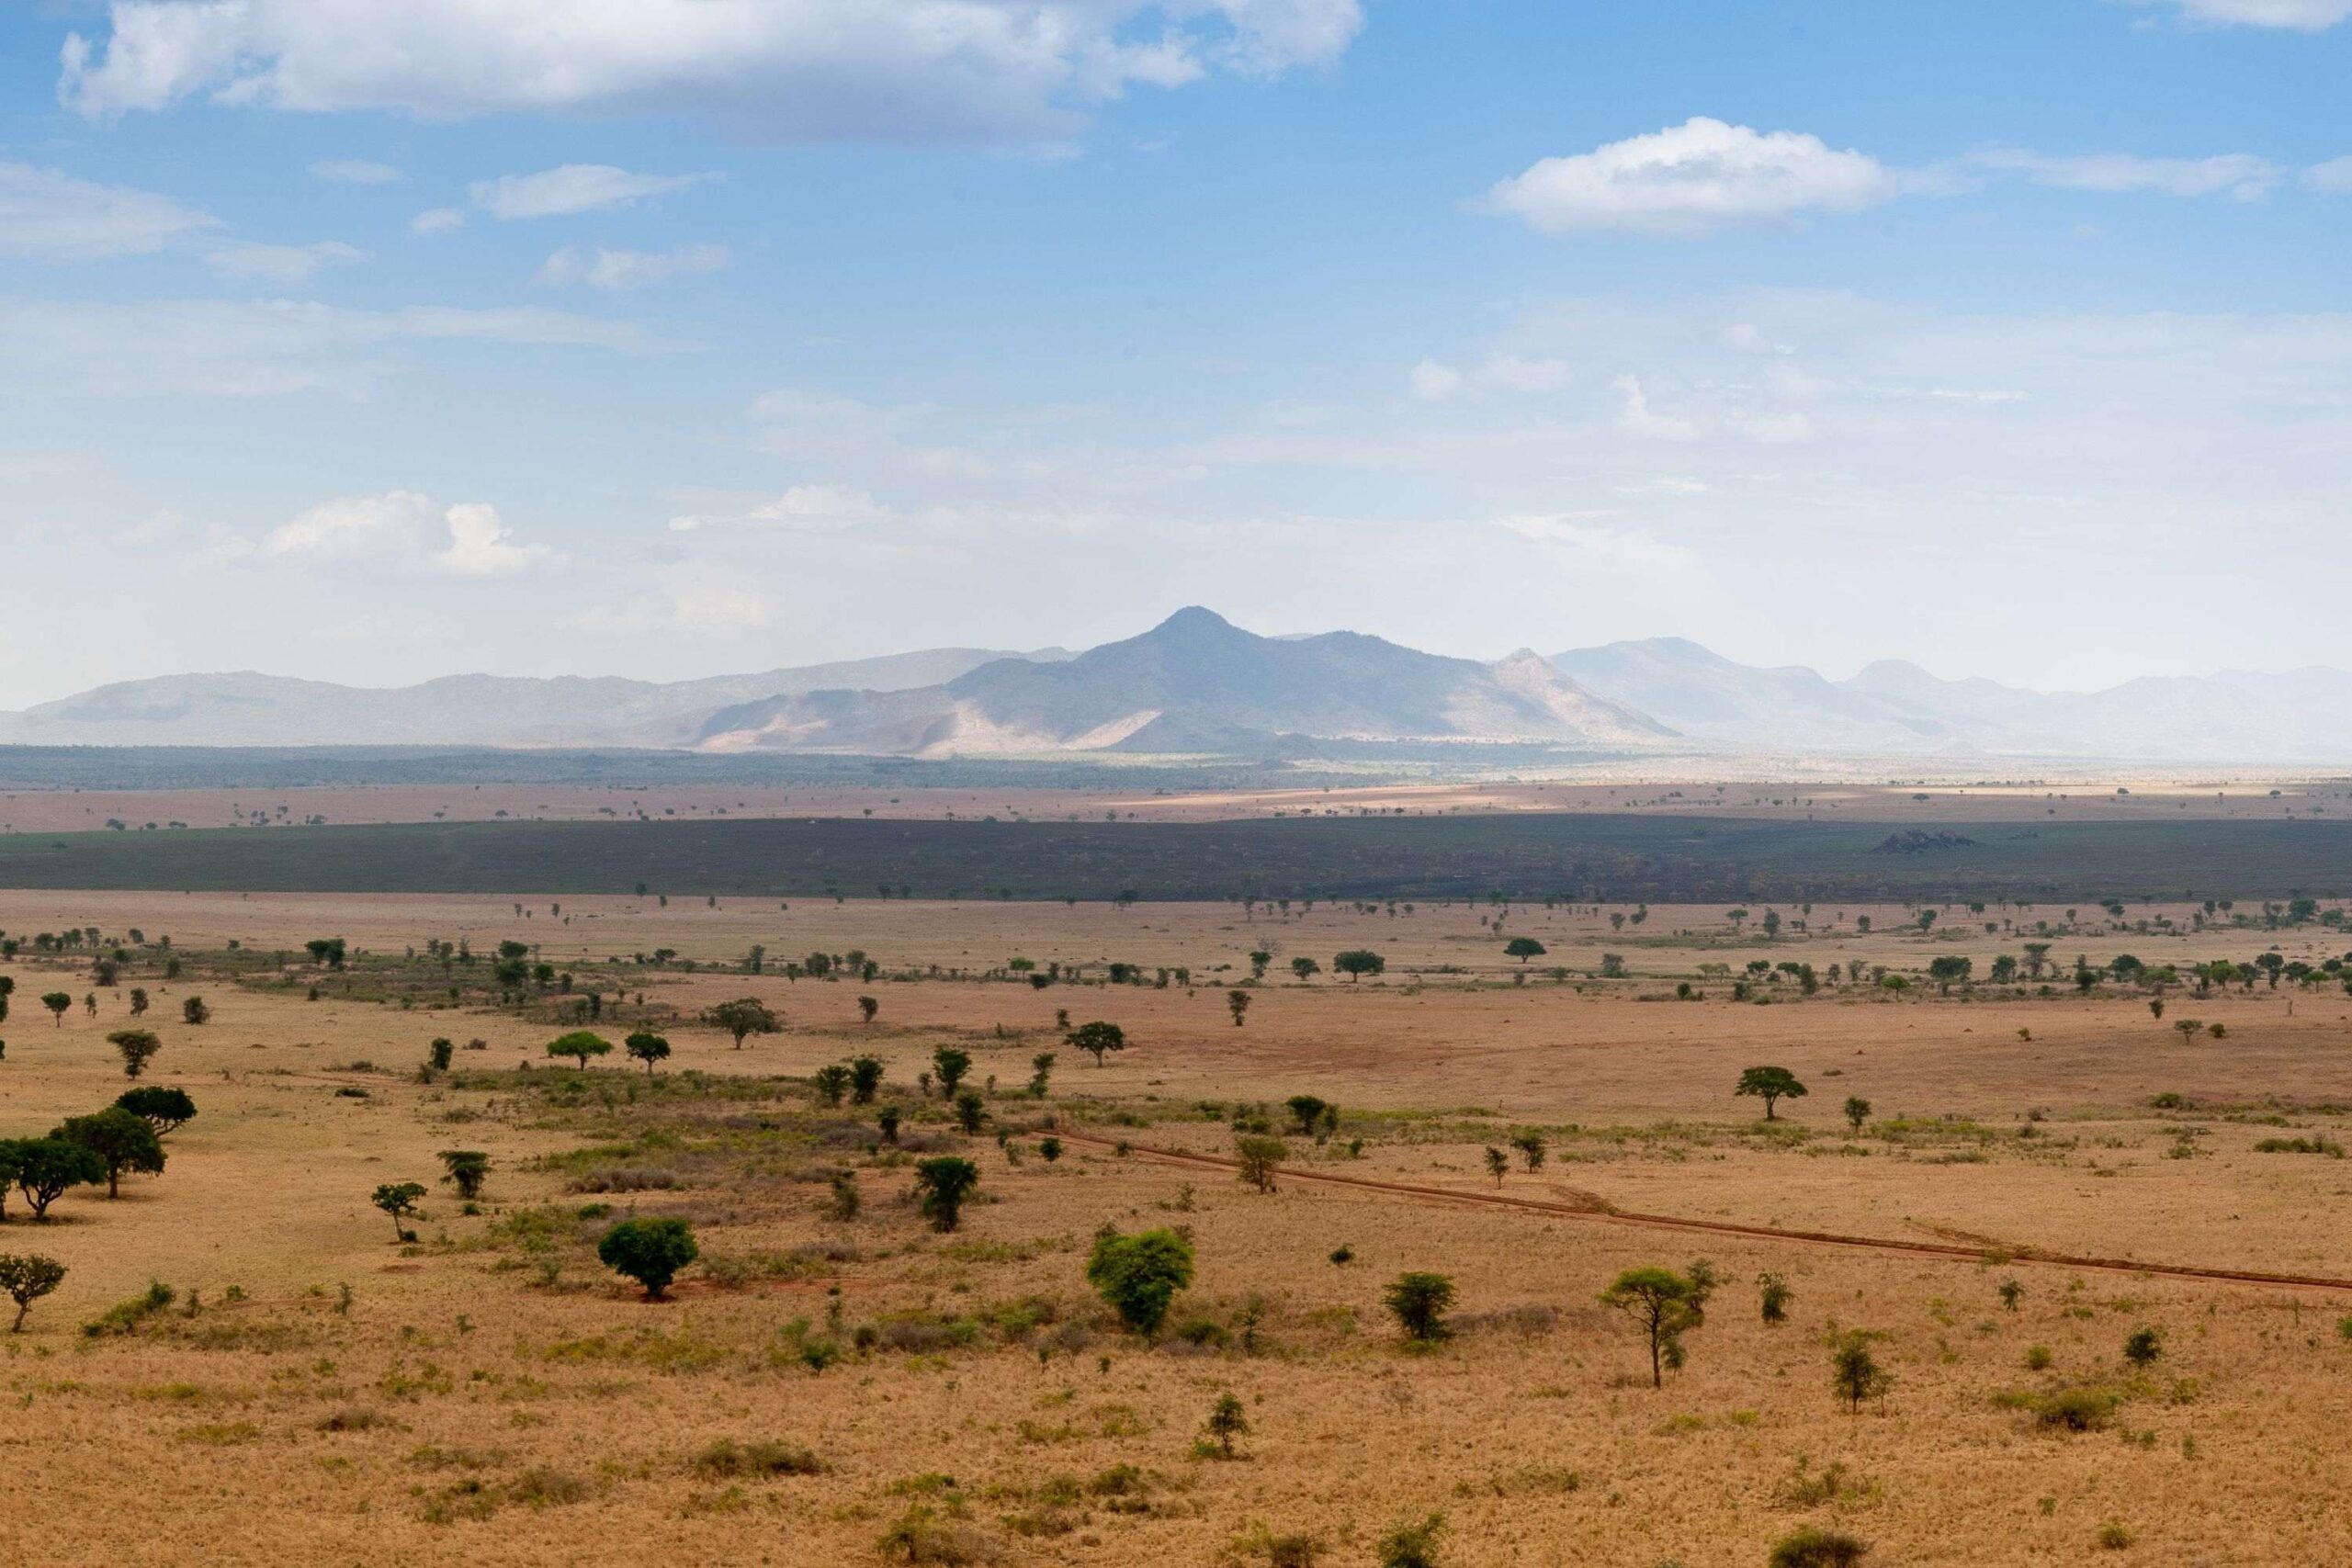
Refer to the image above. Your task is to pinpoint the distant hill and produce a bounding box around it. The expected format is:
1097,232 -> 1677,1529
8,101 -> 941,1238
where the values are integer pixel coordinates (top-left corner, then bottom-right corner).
696,607 -> 1676,755
0,648 -> 1065,749
1551,637 -> 2352,761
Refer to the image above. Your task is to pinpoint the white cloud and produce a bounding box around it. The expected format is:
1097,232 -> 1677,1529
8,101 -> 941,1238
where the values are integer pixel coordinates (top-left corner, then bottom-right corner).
1497,514 -> 1698,573
1722,322 -> 1792,355
469,164 -> 715,220
2148,0 -> 2352,27
2304,156 -> 2352,192
669,484 -> 892,534
309,158 -> 402,185
263,491 -> 552,577
1408,354 -> 1569,400
1485,118 -> 1900,237
1408,358 -> 1464,401
0,299 -> 678,398
58,0 -> 1363,146
537,243 -> 732,290
1611,375 -> 1702,440
0,161 -> 218,259
408,207 -> 465,235
204,239 -> 368,283
1973,148 -> 2279,200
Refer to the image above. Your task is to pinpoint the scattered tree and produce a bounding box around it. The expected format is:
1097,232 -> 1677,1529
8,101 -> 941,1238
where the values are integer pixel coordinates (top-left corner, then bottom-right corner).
6,1139 -> 105,1220
813,1064 -> 852,1106
546,1030 -> 613,1070
858,995 -> 879,1025
1235,1134 -> 1287,1193
1829,1328 -> 1894,1412
1503,937 -> 1546,964
181,997 -> 210,1025
1600,1265 -> 1707,1387
1332,950 -> 1386,983
598,1216 -> 698,1299
1086,1226 -> 1196,1336
115,1086 -> 195,1135
1384,1271 -> 1457,1343
851,1056 -> 886,1103
703,998 -> 781,1049
1510,1131 -> 1547,1170
1483,1146 -> 1509,1186
41,992 -> 71,1027
1375,1513 -> 1446,1568
913,1156 -> 980,1232
1284,1095 -> 1329,1134
1068,1020 -> 1127,1066
1843,1096 -> 1871,1134
933,1046 -> 973,1097
953,1089 -> 986,1134
1203,1392 -> 1250,1459
53,1109 -> 164,1200
624,1031 -> 672,1074
1227,989 -> 1250,1027
1290,956 -> 1319,981
1757,1271 -> 1792,1324
0,1253 -> 65,1332
370,1180 -> 426,1242
2123,1325 -> 2163,1367
437,1150 -> 491,1201
1027,1052 -> 1055,1098
1736,1066 -> 1808,1120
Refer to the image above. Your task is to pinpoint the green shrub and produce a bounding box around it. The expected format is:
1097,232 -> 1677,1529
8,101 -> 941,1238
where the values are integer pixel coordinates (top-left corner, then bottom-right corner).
1769,1524 -> 1871,1567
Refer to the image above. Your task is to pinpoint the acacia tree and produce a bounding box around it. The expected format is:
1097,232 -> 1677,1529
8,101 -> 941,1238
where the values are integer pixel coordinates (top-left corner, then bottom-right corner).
623,1032 -> 671,1074
703,998 -> 781,1049
437,1150 -> 491,1201
1290,956 -> 1320,981
0,1254 -> 66,1332
545,1030 -> 613,1070
1332,950 -> 1385,983
1504,937 -> 1546,964
1384,1271 -> 1457,1343
116,1087 -> 196,1135
1843,1096 -> 1871,1134
7,1139 -> 105,1220
913,1156 -> 980,1232
857,996 -> 879,1025
1086,1227 -> 1196,1336
812,1064 -> 852,1106
1829,1329 -> 1894,1412
850,1056 -> 885,1103
371,1180 -> 426,1241
1736,1066 -> 1807,1120
107,1029 -> 162,1079
1600,1265 -> 1708,1387
1234,1134 -> 1287,1193
41,992 -> 71,1026
1067,1021 -> 1126,1066
1203,1393 -> 1250,1459
932,1046 -> 973,1097
55,1109 -> 164,1199
1227,989 -> 1250,1027
598,1216 -> 698,1299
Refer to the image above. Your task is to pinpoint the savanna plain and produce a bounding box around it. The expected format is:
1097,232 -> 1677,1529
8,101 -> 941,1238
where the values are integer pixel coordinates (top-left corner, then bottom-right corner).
5,878 -> 2352,1566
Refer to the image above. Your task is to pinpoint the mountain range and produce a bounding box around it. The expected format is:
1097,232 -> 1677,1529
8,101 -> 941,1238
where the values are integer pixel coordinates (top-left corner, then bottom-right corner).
3,609 -> 2348,762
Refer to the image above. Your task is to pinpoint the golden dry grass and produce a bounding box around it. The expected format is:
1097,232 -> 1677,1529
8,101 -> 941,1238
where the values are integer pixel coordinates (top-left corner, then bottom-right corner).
5,894 -> 2352,1564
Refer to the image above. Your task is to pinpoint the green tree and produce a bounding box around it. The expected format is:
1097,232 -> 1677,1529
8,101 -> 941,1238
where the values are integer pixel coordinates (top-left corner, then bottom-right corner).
305,937 -> 348,969
1384,1271 -> 1457,1343
1289,956 -> 1320,981
851,1056 -> 886,1103
1829,1329 -> 1894,1412
1843,1096 -> 1871,1134
1203,1392 -> 1250,1459
813,1064 -> 853,1107
107,1028 -> 162,1078
370,1180 -> 426,1242
1503,937 -> 1546,964
546,1030 -> 613,1070
426,1036 -> 455,1073
913,1156 -> 980,1232
115,1086 -> 196,1135
624,1031 -> 672,1074
1927,955 -> 1973,993
437,1150 -> 491,1201
1376,1512 -> 1446,1568
1483,1146 -> 1509,1186
0,1253 -> 66,1332
2123,1325 -> 2163,1367
598,1216 -> 699,1299
41,992 -> 71,1026
703,998 -> 781,1049
953,1089 -> 986,1134
932,1045 -> 973,1097
1086,1227 -> 1196,1336
1510,1130 -> 1547,1170
1736,1066 -> 1807,1120
1284,1095 -> 1329,1134
1026,1052 -> 1055,1098
54,1108 -> 164,1199
1227,989 -> 1250,1027
181,997 -> 209,1025
1332,950 -> 1386,983
1067,1020 -> 1126,1066
1235,1134 -> 1287,1193
1757,1270 -> 1792,1324
7,1139 -> 105,1221
858,995 -> 879,1025
1600,1265 -> 1707,1387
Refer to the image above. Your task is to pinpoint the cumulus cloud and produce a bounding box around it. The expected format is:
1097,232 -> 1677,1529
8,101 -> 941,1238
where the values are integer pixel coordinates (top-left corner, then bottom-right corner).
263,491 -> 552,577
58,0 -> 1364,146
537,243 -> 731,290
408,207 -> 465,235
1972,148 -> 2280,200
0,161 -> 218,260
1485,118 -> 1901,237
469,164 -> 716,220
309,158 -> 402,185
204,239 -> 367,283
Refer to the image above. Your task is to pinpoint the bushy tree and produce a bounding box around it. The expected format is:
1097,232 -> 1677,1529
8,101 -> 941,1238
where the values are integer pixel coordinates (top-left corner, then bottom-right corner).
437,1149 -> 491,1201
1504,937 -> 1546,964
813,1064 -> 852,1106
1376,1513 -> 1445,1568
1770,1525 -> 1871,1568
6,1139 -> 105,1220
181,997 -> 209,1025
704,998 -> 781,1049
370,1180 -> 427,1242
913,1156 -> 980,1232
0,1253 -> 66,1332
858,995 -> 879,1024
624,1032 -> 671,1074
1757,1271 -> 1792,1324
54,1108 -> 164,1199
1067,1020 -> 1126,1066
1384,1271 -> 1457,1343
598,1216 -> 698,1299
1227,989 -> 1250,1026
1332,950 -> 1385,983
1600,1265 -> 1707,1386
1284,1095 -> 1329,1134
1736,1066 -> 1807,1120
851,1056 -> 885,1103
1829,1329 -> 1894,1412
427,1037 -> 455,1072
932,1046 -> 972,1097
2123,1325 -> 2163,1367
1510,1131 -> 1547,1170
1290,956 -> 1319,981
1843,1096 -> 1871,1134
107,1029 -> 162,1079
1087,1227 -> 1196,1335
546,1030 -> 613,1069
1235,1134 -> 1287,1193
1203,1392 -> 1250,1459
41,992 -> 71,1026
115,1086 -> 196,1135
953,1089 -> 986,1134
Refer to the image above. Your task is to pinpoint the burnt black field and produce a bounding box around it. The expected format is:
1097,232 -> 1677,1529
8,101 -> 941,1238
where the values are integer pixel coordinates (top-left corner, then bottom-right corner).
1,813 -> 2348,903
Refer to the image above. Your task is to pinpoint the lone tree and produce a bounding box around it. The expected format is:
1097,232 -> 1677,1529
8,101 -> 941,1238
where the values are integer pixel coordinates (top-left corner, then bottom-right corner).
703,998 -> 781,1049
107,1029 -> 162,1079
54,1109 -> 164,1199
1234,1134 -> 1287,1193
1829,1329 -> 1894,1412
181,997 -> 210,1025
850,1056 -> 885,1103
6,1139 -> 105,1221
913,1156 -> 980,1232
1600,1265 -> 1708,1387
437,1149 -> 491,1201
1510,1131 -> 1547,1170
0,1253 -> 66,1332
41,992 -> 72,1026
1484,1146 -> 1510,1186
1843,1096 -> 1871,1134
1736,1066 -> 1808,1120
115,1087 -> 196,1135
1290,956 -> 1320,981
1028,1052 -> 1055,1098
932,1045 -> 973,1097
858,995 -> 879,1025
598,1216 -> 698,1300
1504,936 -> 1547,964
305,938 -> 348,970
1203,1392 -> 1250,1459
1285,1095 -> 1329,1134
1068,1020 -> 1126,1066
623,1031 -> 671,1075
1086,1227 -> 1196,1336
1332,949 -> 1386,983
813,1064 -> 852,1107
1227,989 -> 1250,1027
370,1180 -> 427,1242
1383,1271 -> 1458,1344
546,1030 -> 613,1070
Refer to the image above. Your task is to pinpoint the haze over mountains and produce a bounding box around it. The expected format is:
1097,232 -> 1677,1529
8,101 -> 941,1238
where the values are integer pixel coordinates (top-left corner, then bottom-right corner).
4,609 -> 2347,763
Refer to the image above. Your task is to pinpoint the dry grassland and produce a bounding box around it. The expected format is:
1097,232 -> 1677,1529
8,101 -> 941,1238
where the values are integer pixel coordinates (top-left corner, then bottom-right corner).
5,895 -> 2352,1565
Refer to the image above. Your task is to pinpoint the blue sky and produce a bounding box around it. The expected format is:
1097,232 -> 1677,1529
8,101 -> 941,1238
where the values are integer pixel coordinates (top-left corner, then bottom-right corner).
3,0 -> 2349,702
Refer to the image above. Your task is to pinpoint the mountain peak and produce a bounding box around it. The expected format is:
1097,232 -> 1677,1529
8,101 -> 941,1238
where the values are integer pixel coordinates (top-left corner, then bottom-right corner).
1149,605 -> 1240,637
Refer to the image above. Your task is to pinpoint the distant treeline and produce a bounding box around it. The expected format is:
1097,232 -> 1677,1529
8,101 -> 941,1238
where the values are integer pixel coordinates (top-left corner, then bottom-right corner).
1,813 -> 2348,903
